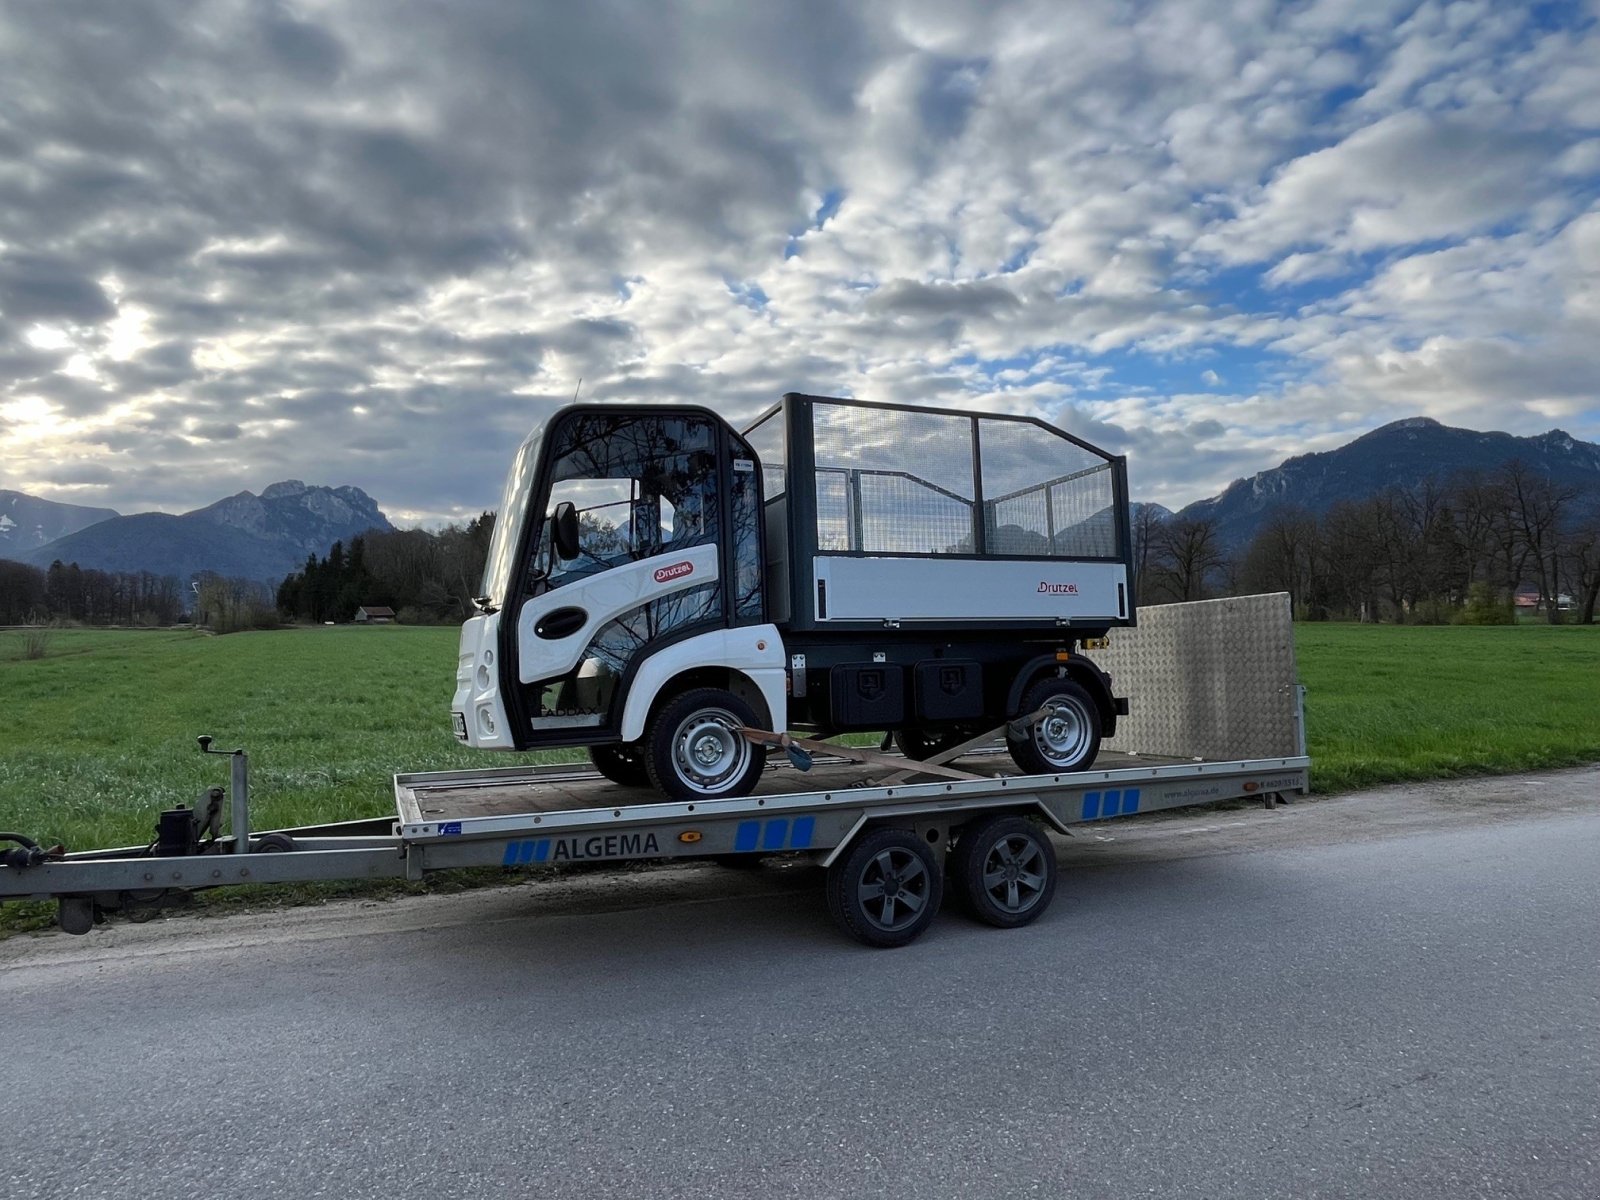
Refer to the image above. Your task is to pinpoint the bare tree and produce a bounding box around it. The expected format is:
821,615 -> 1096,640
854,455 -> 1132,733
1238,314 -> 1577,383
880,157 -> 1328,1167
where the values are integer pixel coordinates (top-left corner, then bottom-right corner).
1239,506 -> 1322,617
1153,516 -> 1225,602
1497,459 -> 1581,623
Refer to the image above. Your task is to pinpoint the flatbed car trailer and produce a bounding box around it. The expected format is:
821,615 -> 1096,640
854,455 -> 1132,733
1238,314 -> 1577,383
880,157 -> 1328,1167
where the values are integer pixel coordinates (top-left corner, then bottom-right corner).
1,594 -> 1308,948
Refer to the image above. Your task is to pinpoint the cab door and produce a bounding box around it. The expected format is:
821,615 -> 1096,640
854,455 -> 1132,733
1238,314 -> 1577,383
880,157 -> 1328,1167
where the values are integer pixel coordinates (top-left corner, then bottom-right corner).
503,409 -> 732,744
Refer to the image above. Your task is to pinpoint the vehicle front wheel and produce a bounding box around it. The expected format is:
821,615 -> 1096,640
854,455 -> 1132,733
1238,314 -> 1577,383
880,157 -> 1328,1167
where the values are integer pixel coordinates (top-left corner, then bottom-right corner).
645,687 -> 767,801
1007,677 -> 1102,775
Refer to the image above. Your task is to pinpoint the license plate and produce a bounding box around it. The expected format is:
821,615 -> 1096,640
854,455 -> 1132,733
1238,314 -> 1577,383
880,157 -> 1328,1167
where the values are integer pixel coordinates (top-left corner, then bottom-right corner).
451,711 -> 468,740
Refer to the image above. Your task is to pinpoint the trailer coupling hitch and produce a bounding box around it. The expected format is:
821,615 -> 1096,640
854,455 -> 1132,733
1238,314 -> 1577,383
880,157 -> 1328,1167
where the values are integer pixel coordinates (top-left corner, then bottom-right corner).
0,832 -> 65,870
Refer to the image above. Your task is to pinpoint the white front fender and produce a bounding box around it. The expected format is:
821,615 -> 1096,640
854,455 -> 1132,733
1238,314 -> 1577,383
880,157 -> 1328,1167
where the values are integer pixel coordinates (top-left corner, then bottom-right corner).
620,625 -> 787,742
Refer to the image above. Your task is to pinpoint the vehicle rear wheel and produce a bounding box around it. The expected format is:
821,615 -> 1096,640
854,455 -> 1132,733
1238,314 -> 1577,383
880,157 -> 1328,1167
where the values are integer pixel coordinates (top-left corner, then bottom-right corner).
826,827 -> 943,948
1007,677 -> 1102,775
645,687 -> 767,801
589,743 -> 651,788
950,814 -> 1057,928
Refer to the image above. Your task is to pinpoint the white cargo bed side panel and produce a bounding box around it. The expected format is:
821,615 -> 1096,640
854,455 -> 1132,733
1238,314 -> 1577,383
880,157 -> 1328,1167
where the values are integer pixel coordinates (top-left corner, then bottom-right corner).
813,557 -> 1128,622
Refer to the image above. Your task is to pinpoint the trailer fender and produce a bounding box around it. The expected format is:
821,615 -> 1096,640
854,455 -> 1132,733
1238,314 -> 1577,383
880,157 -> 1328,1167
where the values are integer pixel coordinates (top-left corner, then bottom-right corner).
620,625 -> 788,742
1006,652 -> 1121,736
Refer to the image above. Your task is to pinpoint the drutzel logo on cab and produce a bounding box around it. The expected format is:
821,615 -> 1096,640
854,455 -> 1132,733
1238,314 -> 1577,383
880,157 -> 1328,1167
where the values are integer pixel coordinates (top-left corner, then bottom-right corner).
654,561 -> 695,584
1037,581 -> 1079,595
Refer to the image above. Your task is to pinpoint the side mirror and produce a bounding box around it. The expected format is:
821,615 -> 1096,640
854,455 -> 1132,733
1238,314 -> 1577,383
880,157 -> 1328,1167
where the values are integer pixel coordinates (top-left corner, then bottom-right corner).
552,501 -> 580,562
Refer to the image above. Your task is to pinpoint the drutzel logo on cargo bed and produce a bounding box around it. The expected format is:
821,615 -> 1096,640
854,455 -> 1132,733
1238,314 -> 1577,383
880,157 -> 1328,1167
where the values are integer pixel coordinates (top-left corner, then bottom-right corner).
654,560 -> 695,584
1037,581 -> 1079,595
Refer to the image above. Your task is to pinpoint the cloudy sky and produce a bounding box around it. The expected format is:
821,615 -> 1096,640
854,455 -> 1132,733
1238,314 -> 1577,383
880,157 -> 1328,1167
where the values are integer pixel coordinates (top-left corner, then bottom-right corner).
1,0 -> 1597,525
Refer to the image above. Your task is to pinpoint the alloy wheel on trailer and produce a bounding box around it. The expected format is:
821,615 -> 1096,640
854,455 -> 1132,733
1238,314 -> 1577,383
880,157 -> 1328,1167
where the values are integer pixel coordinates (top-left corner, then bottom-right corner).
645,687 -> 767,801
826,827 -> 943,948
951,814 -> 1058,928
1007,678 -> 1103,775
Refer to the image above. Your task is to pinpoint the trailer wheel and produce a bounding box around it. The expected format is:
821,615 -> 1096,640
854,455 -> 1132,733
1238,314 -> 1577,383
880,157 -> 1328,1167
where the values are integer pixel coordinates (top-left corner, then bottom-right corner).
589,743 -> 651,788
826,827 -> 943,948
1007,678 -> 1102,774
951,815 -> 1057,928
645,688 -> 767,801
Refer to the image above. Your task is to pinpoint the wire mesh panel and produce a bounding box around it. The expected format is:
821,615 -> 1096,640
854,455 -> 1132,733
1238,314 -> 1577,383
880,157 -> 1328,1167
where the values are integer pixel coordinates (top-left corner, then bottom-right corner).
980,416 -> 1118,557
745,409 -> 786,500
811,402 -> 976,554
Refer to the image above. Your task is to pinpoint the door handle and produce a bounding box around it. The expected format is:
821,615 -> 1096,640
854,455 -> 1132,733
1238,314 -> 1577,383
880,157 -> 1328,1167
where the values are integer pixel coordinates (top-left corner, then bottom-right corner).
534,606 -> 588,640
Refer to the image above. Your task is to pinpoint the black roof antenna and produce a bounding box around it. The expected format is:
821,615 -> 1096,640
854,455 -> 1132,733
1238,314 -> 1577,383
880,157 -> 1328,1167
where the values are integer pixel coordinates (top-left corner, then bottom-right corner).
572,377 -> 583,403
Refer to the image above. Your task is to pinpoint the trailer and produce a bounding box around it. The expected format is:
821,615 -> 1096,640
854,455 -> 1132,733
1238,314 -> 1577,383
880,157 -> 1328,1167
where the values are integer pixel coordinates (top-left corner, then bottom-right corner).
1,594 -> 1307,948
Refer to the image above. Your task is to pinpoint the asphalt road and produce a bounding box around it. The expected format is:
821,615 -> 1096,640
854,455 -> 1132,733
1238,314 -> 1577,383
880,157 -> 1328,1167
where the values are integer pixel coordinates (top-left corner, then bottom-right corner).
4,768 -> 1598,1200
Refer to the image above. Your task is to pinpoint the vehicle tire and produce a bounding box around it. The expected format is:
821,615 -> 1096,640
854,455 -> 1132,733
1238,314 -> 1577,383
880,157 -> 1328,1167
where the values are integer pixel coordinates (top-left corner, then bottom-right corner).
250,832 -> 298,853
645,687 -> 767,801
825,827 -> 943,948
950,814 -> 1057,929
1007,676 -> 1102,775
893,728 -> 967,762
589,743 -> 652,788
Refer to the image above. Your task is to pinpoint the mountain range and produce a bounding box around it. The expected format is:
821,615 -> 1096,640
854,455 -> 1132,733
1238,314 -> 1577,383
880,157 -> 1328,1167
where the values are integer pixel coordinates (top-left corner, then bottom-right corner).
1173,417 -> 1600,547
5,417 -> 1597,583
0,490 -> 121,555
14,481 -> 393,584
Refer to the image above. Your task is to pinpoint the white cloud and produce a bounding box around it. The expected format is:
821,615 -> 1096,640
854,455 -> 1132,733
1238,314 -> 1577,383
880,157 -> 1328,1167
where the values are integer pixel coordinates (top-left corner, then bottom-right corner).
0,0 -> 1595,521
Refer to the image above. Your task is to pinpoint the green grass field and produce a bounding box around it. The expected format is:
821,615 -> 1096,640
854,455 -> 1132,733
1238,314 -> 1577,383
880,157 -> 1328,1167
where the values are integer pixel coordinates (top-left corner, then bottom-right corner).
1292,623 -> 1600,792
2,622 -> 1597,932
4,622 -> 1597,854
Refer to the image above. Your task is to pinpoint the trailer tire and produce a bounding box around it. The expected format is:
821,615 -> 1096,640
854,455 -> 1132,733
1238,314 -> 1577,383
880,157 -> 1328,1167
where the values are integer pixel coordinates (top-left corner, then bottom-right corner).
950,815 -> 1057,928
589,743 -> 651,788
645,688 -> 767,801
1007,677 -> 1102,775
826,827 -> 943,948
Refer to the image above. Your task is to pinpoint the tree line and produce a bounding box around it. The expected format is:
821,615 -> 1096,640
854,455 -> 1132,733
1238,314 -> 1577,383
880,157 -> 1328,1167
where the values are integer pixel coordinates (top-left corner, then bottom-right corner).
275,514 -> 494,625
1135,461 -> 1600,624
0,559 -> 187,626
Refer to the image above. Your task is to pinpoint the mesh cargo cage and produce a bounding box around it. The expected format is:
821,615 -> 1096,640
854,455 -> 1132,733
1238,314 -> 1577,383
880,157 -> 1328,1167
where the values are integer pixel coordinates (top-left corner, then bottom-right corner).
742,394 -> 1135,632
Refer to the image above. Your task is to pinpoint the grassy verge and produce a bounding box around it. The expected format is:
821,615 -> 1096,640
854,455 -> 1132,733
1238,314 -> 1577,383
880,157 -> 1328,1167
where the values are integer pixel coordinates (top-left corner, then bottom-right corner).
1294,623 -> 1600,792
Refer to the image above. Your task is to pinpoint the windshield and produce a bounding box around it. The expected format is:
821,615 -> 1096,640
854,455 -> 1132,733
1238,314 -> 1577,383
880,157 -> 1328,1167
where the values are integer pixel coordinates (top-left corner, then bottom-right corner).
479,422 -> 546,608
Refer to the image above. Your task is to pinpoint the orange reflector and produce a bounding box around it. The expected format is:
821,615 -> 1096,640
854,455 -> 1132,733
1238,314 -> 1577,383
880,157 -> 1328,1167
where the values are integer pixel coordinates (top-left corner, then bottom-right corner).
1055,651 -> 1071,661
678,831 -> 703,844
1243,782 -> 1259,793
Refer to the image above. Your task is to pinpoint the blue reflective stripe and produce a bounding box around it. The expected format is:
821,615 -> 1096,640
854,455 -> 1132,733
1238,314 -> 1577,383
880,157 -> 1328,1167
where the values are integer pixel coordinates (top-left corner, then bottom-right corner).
790,816 -> 815,850
1082,791 -> 1101,820
734,821 -> 760,853
1123,788 -> 1141,815
1103,790 -> 1120,818
503,842 -> 520,867
519,841 -> 537,865
761,819 -> 789,851
532,840 -> 550,863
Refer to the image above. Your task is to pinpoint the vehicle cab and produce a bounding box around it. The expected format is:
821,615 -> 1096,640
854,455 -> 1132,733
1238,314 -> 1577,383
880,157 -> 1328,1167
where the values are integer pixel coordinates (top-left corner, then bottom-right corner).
453,405 -> 786,798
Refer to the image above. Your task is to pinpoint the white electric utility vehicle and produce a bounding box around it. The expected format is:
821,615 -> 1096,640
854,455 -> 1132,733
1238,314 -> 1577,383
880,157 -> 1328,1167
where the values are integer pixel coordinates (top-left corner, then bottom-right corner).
453,394 -> 1137,800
